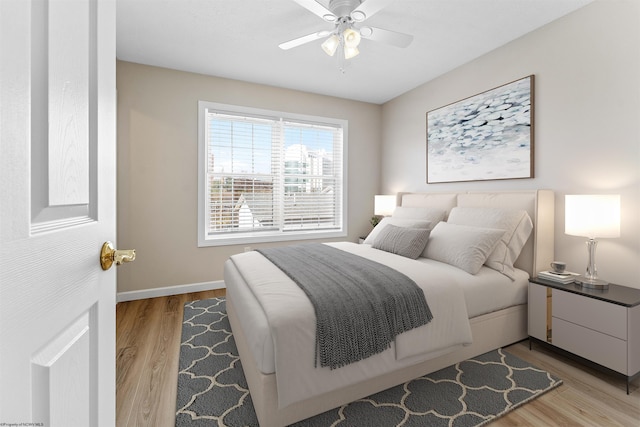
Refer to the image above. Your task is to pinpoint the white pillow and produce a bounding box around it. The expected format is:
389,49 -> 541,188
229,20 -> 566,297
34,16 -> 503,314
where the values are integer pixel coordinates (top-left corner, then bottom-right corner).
363,217 -> 432,245
423,222 -> 505,274
447,207 -> 533,279
372,225 -> 431,259
392,207 -> 446,226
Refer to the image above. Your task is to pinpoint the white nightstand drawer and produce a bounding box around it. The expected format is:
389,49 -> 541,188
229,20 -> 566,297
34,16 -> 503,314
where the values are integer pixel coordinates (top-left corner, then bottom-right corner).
552,289 -> 627,340
553,317 -> 627,374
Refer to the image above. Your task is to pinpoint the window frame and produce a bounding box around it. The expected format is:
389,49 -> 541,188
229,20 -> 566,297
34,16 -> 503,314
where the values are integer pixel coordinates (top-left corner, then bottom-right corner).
197,101 -> 348,247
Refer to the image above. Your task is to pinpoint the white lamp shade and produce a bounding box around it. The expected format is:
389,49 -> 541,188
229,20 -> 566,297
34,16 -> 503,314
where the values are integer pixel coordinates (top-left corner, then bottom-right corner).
565,195 -> 620,238
343,28 -> 361,48
343,45 -> 359,59
321,35 -> 340,56
374,195 -> 396,216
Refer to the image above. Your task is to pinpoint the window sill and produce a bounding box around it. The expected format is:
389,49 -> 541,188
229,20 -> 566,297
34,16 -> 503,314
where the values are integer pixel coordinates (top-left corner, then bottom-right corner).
198,229 -> 348,248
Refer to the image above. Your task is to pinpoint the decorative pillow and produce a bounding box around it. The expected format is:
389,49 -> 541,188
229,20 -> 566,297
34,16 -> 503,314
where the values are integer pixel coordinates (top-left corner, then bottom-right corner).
372,224 -> 431,259
423,222 -> 505,274
391,207 -> 446,226
363,217 -> 432,245
447,207 -> 533,279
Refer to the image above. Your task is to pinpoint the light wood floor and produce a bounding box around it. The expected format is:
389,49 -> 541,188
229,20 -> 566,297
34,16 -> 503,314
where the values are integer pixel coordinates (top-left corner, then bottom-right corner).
116,290 -> 640,426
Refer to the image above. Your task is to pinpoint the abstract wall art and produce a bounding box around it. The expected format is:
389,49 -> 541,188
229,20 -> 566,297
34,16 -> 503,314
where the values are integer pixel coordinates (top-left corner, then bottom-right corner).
427,75 -> 534,183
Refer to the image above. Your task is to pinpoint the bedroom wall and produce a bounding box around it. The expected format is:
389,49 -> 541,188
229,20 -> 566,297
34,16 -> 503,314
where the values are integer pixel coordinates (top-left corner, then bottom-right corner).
116,62 -> 382,294
379,0 -> 640,289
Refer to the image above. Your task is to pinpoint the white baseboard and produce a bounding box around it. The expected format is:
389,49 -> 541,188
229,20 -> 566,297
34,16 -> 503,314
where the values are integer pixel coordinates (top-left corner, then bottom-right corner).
116,280 -> 226,303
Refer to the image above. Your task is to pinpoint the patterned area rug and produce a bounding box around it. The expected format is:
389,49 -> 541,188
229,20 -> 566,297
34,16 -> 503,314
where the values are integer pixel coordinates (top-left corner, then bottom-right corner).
176,298 -> 562,426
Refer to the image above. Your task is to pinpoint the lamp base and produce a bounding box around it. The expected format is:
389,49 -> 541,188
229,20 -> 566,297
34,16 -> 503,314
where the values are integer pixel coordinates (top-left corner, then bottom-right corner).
576,276 -> 609,290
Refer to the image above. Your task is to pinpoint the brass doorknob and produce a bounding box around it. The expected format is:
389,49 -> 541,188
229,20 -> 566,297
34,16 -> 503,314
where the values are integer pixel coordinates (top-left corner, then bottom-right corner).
100,241 -> 136,271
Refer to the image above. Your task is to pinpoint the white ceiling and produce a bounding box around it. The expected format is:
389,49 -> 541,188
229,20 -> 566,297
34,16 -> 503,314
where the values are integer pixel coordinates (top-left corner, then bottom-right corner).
116,0 -> 593,104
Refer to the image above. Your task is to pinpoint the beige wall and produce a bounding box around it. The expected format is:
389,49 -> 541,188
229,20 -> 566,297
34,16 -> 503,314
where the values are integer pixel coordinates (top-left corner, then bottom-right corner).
116,62 -> 382,293
380,0 -> 640,288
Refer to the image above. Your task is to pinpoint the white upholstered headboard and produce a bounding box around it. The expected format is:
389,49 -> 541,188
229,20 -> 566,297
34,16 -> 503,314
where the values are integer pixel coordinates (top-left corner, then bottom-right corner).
398,190 -> 554,277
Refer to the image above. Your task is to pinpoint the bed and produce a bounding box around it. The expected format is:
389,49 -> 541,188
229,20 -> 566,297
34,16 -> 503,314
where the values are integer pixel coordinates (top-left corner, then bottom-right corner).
224,190 -> 554,426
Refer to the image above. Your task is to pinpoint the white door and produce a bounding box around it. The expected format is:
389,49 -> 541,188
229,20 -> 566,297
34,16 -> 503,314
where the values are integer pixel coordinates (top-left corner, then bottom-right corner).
0,0 -> 117,425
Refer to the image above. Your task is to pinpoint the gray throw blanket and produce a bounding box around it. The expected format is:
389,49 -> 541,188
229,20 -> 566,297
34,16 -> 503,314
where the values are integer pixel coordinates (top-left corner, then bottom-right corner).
257,243 -> 433,369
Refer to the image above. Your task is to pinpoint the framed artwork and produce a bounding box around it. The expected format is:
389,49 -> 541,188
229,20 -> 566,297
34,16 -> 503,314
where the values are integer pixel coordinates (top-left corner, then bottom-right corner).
426,75 -> 534,183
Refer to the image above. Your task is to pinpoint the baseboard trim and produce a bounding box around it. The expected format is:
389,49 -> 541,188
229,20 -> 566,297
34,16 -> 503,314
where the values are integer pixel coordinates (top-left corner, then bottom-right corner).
116,280 -> 225,303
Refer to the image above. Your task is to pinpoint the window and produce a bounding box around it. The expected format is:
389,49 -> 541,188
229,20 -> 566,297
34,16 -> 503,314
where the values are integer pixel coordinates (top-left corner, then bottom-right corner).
198,101 -> 348,247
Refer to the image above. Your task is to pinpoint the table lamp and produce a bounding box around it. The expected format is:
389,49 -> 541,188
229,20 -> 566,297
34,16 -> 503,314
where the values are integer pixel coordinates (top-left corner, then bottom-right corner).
565,195 -> 620,289
374,195 -> 396,217
371,195 -> 396,227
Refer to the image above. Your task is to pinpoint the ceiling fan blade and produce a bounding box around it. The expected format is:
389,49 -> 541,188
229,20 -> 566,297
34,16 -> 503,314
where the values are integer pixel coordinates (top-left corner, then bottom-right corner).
278,30 -> 331,50
350,0 -> 395,21
292,0 -> 337,22
360,26 -> 413,48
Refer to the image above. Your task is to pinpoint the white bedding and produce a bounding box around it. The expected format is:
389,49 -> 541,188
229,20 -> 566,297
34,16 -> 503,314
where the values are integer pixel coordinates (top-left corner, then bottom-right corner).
226,241 -> 528,408
226,243 -> 528,376
414,255 -> 530,318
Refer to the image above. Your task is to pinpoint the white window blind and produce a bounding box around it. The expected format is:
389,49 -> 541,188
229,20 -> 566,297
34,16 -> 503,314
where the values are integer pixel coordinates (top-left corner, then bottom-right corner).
198,102 -> 347,246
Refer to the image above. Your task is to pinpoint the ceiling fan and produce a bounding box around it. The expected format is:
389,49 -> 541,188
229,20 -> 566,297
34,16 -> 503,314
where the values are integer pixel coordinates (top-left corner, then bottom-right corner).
279,0 -> 413,60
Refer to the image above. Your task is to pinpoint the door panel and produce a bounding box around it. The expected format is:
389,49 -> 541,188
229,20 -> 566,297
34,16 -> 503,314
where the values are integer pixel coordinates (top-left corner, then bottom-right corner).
47,0 -> 91,207
32,310 -> 93,427
31,0 -> 97,228
0,0 -> 116,425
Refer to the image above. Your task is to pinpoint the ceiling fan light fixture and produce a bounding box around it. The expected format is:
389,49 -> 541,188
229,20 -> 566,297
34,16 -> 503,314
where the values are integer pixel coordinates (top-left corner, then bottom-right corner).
344,45 -> 359,59
321,34 -> 340,56
281,0 -> 413,69
342,27 -> 361,48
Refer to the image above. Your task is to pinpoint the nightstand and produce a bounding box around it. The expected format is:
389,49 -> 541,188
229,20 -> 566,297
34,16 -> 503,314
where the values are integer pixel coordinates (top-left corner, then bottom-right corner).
528,277 -> 640,394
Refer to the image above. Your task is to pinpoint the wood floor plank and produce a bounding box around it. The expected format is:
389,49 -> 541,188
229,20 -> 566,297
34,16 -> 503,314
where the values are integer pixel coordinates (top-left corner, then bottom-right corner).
131,309 -> 182,427
117,290 -> 640,426
116,297 -> 165,427
149,294 -> 189,426
116,298 -> 147,427
497,341 -> 640,426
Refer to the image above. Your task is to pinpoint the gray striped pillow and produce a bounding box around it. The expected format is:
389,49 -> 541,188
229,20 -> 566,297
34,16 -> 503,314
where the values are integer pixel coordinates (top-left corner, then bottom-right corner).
372,224 -> 431,259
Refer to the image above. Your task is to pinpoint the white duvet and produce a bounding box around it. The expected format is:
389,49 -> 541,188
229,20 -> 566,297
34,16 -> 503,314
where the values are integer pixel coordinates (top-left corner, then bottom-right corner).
228,242 -> 474,408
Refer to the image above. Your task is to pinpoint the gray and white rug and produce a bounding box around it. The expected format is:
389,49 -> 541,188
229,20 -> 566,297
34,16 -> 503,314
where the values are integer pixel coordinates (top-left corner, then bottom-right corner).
176,298 -> 562,426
